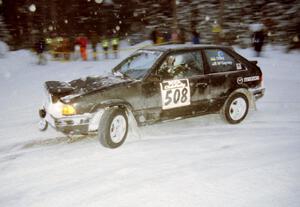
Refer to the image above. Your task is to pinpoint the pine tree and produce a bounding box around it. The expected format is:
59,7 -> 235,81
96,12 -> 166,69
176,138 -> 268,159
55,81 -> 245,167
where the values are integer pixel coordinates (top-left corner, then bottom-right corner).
1,0 -> 299,48
0,15 -> 10,42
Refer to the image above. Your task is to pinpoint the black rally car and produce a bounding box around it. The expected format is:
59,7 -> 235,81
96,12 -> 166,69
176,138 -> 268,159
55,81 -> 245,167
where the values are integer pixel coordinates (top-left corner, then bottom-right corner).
39,44 -> 265,148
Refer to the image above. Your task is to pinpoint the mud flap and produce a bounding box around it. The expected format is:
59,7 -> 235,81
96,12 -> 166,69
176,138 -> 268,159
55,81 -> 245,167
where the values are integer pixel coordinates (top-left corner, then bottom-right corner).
126,110 -> 142,141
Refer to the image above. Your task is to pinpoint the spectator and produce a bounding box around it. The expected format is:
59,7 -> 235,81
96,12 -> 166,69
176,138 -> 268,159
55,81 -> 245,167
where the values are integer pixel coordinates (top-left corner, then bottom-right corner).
102,37 -> 109,59
192,30 -> 200,44
34,37 -> 47,65
73,37 -> 81,60
90,31 -> 99,60
252,30 -> 265,57
61,38 -> 71,60
76,35 -> 88,61
178,28 -> 186,44
156,30 -> 165,45
151,28 -> 158,44
111,36 -> 119,59
171,29 -> 179,43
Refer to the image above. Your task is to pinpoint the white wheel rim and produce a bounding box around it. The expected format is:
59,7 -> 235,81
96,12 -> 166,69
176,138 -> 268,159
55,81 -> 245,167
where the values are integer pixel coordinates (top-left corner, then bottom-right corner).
110,115 -> 127,143
229,97 -> 247,121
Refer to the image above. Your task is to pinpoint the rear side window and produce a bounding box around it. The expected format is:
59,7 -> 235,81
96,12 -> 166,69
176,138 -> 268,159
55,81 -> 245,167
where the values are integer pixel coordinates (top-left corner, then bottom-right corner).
205,49 -> 237,73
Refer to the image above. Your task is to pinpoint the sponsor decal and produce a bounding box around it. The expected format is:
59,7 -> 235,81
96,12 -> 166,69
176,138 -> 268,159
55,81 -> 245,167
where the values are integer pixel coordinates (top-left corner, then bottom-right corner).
210,51 -> 232,66
236,63 -> 242,70
217,51 -> 225,60
244,76 -> 259,82
237,77 -> 243,84
210,51 -> 225,62
212,61 -> 232,66
160,79 -> 191,110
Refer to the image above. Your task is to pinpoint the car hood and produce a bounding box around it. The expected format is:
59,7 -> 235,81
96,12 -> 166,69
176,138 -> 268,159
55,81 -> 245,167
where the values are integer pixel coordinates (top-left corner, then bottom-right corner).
45,74 -> 132,101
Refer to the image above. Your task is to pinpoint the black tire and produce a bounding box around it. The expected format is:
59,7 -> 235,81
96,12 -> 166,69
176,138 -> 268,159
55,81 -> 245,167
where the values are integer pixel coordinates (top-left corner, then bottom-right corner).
221,93 -> 249,124
98,107 -> 128,148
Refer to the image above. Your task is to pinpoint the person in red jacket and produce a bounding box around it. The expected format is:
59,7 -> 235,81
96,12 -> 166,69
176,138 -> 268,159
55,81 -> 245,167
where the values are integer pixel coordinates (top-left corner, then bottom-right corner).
76,35 -> 88,61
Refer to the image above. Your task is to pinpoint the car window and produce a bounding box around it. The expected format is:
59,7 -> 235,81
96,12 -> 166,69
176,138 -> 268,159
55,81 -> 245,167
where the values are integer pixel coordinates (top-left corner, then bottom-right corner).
204,49 -> 237,73
158,51 -> 204,80
118,50 -> 162,80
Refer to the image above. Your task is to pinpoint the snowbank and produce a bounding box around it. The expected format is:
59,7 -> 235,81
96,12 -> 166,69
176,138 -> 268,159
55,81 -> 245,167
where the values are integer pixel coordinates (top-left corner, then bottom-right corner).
0,40 -> 9,58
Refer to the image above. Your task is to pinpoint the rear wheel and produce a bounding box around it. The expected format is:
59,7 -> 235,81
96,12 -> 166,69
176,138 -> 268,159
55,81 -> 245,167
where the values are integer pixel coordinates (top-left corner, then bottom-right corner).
222,93 -> 249,124
98,107 -> 128,148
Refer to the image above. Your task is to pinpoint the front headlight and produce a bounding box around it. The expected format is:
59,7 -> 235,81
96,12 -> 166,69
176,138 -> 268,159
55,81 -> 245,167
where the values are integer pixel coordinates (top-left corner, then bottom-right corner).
62,104 -> 76,116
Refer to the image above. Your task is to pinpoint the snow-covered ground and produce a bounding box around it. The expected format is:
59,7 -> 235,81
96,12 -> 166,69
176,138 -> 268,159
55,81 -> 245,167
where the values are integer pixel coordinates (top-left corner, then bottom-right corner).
0,44 -> 299,207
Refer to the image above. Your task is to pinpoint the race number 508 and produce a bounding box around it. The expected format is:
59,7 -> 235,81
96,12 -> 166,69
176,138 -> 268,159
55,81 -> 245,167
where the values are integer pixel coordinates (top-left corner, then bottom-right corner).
164,88 -> 188,106
160,79 -> 191,110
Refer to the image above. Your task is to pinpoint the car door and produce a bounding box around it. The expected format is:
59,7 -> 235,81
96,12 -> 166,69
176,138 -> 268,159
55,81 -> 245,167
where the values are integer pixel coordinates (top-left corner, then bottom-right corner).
141,50 -> 210,122
203,48 -> 248,110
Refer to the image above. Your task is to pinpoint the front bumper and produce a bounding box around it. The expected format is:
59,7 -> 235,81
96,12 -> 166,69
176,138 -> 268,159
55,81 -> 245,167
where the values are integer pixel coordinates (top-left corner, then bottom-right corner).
39,108 -> 91,135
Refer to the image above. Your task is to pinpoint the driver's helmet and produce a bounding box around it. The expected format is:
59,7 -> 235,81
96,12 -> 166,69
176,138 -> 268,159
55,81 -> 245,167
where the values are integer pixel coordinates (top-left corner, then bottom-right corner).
174,55 -> 184,65
166,55 -> 176,66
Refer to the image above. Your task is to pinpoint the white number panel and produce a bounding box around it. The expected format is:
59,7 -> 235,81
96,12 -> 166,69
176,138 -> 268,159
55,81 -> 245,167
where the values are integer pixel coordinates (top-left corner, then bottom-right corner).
160,79 -> 191,110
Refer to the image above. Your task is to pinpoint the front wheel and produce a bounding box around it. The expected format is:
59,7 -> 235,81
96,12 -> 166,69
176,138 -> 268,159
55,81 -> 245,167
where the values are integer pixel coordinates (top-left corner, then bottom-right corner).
222,93 -> 249,124
38,119 -> 48,131
98,108 -> 128,148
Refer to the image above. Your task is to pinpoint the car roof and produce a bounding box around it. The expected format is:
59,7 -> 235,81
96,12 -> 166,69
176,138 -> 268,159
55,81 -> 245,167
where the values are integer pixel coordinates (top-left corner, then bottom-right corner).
140,44 -> 233,52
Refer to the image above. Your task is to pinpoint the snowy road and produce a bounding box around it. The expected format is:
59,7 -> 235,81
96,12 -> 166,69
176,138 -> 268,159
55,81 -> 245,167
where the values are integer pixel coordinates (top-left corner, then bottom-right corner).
0,45 -> 299,207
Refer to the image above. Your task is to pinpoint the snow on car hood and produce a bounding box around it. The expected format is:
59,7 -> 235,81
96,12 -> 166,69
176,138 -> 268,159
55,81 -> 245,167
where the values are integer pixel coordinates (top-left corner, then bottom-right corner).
45,74 -> 132,101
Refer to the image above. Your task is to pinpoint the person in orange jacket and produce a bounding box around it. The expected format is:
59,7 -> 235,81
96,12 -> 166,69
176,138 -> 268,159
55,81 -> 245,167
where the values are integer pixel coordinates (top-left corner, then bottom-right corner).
76,35 -> 88,61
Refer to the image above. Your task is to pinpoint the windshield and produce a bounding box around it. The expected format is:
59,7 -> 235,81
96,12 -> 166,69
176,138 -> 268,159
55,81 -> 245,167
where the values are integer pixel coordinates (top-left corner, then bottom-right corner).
115,50 -> 162,80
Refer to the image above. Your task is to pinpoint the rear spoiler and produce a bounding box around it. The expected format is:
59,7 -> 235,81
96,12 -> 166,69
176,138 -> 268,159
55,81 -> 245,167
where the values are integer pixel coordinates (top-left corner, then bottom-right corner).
250,60 -> 258,65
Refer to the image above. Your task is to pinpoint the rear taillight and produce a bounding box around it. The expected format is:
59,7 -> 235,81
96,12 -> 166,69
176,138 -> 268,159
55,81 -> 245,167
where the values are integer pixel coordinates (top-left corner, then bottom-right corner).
260,74 -> 264,88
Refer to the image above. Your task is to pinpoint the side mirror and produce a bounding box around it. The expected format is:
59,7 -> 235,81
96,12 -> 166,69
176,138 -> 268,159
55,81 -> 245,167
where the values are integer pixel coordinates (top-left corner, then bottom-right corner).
147,74 -> 161,82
